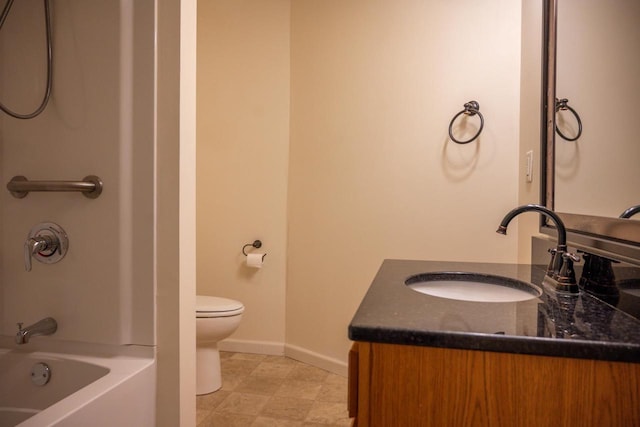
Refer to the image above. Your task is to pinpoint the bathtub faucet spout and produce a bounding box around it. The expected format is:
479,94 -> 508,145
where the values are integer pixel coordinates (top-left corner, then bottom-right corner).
15,317 -> 57,344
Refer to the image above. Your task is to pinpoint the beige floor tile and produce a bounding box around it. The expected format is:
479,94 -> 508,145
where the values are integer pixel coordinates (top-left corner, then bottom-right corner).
252,361 -> 296,378
221,357 -> 262,375
217,392 -> 270,416
260,396 -> 315,421
221,372 -> 248,391
275,379 -> 323,400
198,412 -> 257,427
237,375 -> 285,395
287,365 -> 330,382
197,390 -> 231,410
198,354 -> 350,427
196,409 -> 211,426
263,355 -> 303,366
304,401 -> 351,425
231,352 -> 269,362
302,423 -> 343,427
316,383 -> 347,403
252,416 -> 304,426
323,373 -> 347,386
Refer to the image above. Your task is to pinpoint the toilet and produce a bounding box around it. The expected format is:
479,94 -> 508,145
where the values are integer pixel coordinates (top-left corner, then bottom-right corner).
196,295 -> 244,395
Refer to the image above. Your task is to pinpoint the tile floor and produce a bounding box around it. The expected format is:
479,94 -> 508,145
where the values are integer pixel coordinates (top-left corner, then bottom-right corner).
196,352 -> 352,427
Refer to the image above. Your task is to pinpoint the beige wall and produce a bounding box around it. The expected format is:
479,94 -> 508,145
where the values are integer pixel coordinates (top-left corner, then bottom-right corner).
197,0 -> 525,370
196,0 -> 290,351
287,0 -> 523,367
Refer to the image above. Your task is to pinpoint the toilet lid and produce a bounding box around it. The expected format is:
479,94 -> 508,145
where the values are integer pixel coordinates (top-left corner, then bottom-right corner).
196,295 -> 244,316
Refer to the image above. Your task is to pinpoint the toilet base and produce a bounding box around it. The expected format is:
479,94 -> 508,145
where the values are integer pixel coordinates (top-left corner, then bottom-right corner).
196,342 -> 222,395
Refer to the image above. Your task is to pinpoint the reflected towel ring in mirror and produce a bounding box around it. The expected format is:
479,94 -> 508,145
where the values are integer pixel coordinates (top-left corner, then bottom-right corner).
555,98 -> 582,141
448,100 -> 484,144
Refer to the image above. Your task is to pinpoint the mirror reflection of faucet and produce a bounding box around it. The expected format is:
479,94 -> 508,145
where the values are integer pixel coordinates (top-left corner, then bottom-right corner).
620,205 -> 640,219
15,317 -> 57,344
578,252 -> 619,306
497,204 -> 580,294
24,222 -> 68,271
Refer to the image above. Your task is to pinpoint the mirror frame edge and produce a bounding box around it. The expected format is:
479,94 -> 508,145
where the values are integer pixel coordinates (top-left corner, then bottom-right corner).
540,0 -> 640,265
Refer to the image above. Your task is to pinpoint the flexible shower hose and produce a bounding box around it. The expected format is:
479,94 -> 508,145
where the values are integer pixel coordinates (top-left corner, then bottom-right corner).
0,0 -> 52,119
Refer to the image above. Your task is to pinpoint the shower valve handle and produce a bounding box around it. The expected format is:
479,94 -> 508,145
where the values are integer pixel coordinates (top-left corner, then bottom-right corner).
24,235 -> 57,272
23,223 -> 69,272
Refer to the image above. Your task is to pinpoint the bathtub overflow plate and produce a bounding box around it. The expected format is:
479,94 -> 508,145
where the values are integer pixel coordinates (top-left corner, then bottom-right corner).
31,362 -> 51,386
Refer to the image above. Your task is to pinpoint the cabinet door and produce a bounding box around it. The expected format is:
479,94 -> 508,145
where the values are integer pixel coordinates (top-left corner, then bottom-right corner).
366,342 -> 640,427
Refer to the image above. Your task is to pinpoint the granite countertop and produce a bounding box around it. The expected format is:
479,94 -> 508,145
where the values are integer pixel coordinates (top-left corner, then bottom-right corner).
348,259 -> 640,363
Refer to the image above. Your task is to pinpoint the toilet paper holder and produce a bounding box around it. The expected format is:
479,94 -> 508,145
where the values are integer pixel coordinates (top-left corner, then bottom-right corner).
242,240 -> 266,260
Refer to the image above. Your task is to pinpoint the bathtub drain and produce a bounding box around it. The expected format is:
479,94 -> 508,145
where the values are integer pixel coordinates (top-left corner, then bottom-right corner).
31,362 -> 51,386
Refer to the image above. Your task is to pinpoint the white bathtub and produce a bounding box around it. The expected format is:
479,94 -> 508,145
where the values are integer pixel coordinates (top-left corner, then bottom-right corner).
0,338 -> 155,427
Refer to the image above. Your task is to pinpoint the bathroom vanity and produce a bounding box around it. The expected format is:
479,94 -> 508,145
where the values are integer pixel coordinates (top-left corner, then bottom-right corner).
347,259 -> 640,427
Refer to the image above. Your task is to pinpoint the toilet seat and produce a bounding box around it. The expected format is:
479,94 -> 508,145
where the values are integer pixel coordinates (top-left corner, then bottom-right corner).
196,295 -> 244,318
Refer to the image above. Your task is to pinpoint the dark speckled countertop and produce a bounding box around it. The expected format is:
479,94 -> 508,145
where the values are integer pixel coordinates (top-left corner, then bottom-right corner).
348,260 -> 640,363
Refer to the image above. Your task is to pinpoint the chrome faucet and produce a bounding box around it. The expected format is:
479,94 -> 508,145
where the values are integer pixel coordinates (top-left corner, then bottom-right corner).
496,204 -> 579,293
15,317 -> 57,344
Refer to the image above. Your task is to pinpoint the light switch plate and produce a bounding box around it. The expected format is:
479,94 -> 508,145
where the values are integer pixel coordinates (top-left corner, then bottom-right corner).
526,150 -> 533,183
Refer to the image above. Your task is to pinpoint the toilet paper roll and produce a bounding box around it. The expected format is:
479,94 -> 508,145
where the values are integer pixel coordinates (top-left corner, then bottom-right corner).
246,253 -> 265,269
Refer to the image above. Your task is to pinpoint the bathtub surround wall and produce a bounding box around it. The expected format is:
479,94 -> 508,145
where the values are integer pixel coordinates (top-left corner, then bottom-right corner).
0,0 -> 154,345
1,0 -> 197,425
197,0 -> 530,373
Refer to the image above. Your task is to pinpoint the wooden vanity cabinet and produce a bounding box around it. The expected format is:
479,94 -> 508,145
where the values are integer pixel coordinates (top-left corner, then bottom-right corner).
348,341 -> 640,427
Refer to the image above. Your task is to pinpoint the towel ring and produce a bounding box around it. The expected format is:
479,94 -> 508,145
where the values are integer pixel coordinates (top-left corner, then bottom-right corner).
555,98 -> 582,141
448,101 -> 484,144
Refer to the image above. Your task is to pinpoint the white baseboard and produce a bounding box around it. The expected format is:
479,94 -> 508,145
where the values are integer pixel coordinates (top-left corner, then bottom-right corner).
217,339 -> 348,377
218,339 -> 285,355
284,344 -> 348,377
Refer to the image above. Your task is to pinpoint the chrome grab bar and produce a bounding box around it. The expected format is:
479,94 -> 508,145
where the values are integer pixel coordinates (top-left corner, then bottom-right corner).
6,175 -> 103,199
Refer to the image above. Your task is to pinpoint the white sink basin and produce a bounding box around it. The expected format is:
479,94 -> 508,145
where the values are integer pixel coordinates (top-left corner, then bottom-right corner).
406,272 -> 542,303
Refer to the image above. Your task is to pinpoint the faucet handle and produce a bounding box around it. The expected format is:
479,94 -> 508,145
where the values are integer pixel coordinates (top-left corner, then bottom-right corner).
24,236 -> 53,272
17,322 -> 23,331
545,247 -> 558,276
555,252 -> 580,293
563,252 -> 580,263
23,223 -> 68,272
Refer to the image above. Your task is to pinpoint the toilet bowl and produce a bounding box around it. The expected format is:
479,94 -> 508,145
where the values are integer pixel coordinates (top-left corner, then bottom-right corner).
196,295 -> 244,395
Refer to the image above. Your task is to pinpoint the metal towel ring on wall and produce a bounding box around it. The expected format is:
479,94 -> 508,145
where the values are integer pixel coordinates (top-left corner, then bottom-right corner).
448,101 -> 484,144
555,98 -> 582,141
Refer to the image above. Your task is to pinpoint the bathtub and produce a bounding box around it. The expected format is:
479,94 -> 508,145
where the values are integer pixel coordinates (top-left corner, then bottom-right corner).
0,337 -> 155,427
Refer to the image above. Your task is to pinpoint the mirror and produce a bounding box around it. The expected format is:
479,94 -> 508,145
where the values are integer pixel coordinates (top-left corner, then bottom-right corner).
542,0 -> 640,262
